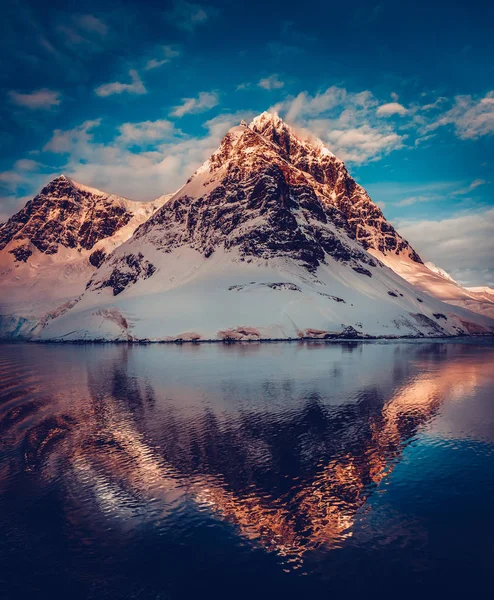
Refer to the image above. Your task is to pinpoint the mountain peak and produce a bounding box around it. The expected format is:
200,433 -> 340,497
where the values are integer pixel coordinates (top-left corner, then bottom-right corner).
0,175 -> 156,257
248,111 -> 337,163
250,111 -> 284,127
161,109 -> 425,271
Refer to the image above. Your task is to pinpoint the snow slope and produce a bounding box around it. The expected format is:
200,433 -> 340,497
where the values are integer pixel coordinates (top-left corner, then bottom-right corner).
37,116 -> 494,341
368,253 -> 494,319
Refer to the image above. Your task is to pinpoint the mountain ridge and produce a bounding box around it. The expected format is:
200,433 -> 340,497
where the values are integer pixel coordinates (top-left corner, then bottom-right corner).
0,112 -> 492,340
27,112 -> 493,342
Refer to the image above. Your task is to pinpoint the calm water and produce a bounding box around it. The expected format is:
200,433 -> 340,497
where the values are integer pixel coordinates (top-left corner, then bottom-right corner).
1,340 -> 493,599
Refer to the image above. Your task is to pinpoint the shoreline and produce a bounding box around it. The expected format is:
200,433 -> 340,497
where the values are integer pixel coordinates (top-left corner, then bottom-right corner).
1,333 -> 493,345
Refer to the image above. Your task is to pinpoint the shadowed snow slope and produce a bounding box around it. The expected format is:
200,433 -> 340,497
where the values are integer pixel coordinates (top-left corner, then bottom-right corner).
34,115 -> 493,341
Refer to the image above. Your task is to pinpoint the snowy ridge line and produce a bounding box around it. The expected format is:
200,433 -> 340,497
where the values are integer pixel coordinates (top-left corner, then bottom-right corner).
0,112 -> 493,340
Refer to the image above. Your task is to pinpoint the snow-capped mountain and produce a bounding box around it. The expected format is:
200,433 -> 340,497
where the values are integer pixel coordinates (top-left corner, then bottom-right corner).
0,175 -> 169,337
34,113 -> 493,342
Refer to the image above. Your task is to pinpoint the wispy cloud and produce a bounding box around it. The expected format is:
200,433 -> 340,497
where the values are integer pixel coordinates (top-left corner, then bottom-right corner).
73,14 -> 108,36
170,91 -> 219,117
8,88 -> 61,110
24,111 -> 248,202
424,91 -> 494,139
376,102 -> 408,117
56,13 -> 108,50
95,69 -> 146,97
44,120 -> 102,154
14,159 -> 42,171
117,120 -> 178,145
0,171 -> 24,188
164,1 -> 215,32
395,194 -> 439,207
454,179 -> 488,195
273,87 -> 404,164
145,45 -> 182,70
258,74 -> 285,90
0,159 -> 43,193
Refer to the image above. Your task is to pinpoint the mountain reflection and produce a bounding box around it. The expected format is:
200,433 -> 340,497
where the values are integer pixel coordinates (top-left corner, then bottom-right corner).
1,341 -> 493,568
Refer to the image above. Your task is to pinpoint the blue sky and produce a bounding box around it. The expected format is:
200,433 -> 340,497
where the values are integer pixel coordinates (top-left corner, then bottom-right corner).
0,0 -> 493,285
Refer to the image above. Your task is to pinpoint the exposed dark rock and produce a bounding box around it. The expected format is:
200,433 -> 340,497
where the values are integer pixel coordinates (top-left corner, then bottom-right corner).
318,292 -> 346,303
250,113 -> 424,265
339,325 -> 361,338
387,291 -> 398,297
0,175 -> 134,257
433,313 -> 447,320
96,252 -> 156,296
89,249 -> 107,268
9,244 -> 32,262
228,282 -> 301,292
411,313 -> 445,334
138,127 -> 381,277
352,266 -> 372,277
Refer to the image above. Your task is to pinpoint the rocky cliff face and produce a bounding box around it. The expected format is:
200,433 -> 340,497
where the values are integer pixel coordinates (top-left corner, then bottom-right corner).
0,175 -> 155,260
98,116 -> 386,296
249,113 -> 422,262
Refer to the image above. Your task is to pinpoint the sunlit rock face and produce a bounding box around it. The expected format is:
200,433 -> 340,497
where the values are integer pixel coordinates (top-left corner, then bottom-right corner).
249,113 -> 423,263
135,113 -> 416,274
1,175 -> 146,257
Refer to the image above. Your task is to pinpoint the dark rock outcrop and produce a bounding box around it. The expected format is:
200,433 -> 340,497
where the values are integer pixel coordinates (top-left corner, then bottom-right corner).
96,253 -> 156,296
0,176 -> 134,255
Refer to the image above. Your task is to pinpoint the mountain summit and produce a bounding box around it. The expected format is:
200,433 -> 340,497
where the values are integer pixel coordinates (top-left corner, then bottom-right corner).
0,175 -> 162,259
30,113 -> 493,342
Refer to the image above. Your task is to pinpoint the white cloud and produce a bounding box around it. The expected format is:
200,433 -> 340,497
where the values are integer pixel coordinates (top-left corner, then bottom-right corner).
395,194 -> 437,207
396,208 -> 494,286
274,87 -> 404,164
426,91 -> 494,139
325,126 -> 403,163
420,97 -> 448,111
0,171 -> 24,187
14,159 -> 42,171
117,120 -> 178,145
95,69 -> 146,97
453,179 -> 488,195
376,102 -> 408,117
164,1 -> 213,32
29,111 -> 247,203
44,120 -> 101,154
258,74 -> 285,90
145,45 -> 182,70
170,91 -> 219,117
8,88 -> 61,110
